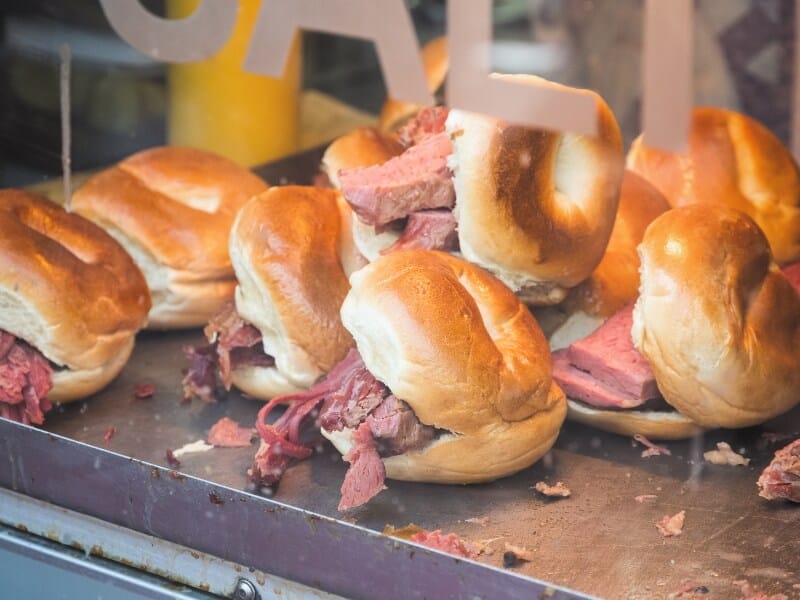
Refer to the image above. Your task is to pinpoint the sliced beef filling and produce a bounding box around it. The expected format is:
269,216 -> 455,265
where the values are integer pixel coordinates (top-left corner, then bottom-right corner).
783,262 -> 800,294
250,348 -> 437,510
366,394 -> 435,455
381,210 -> 458,254
338,422 -> 386,511
758,438 -> 800,502
181,302 -> 274,403
339,106 -> 457,252
0,330 -> 53,425
552,304 -> 665,410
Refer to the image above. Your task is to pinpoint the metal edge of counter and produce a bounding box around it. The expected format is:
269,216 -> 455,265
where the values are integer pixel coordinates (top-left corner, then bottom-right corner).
0,419 -> 594,600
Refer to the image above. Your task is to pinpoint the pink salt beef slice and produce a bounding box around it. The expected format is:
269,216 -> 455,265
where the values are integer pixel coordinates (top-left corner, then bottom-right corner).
552,304 -> 661,409
338,131 -> 454,227
784,263 -> 800,293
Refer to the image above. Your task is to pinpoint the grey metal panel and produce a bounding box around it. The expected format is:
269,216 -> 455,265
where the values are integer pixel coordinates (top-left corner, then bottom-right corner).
0,525 -> 212,599
0,488 -> 344,600
0,404 -> 587,600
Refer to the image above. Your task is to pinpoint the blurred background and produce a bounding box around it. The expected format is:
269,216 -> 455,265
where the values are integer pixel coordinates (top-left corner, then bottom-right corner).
0,0 -> 794,186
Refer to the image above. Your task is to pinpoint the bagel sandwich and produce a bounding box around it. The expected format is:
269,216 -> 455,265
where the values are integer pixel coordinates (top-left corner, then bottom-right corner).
0,189 -> 151,424
182,185 -> 363,402
249,250 -> 567,510
627,106 -> 800,265
552,204 -> 800,439
544,170 -> 671,350
333,75 -> 625,306
71,146 -> 269,329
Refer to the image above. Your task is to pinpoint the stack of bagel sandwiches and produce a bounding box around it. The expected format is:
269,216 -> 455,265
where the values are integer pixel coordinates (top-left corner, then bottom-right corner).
4,61 -> 798,511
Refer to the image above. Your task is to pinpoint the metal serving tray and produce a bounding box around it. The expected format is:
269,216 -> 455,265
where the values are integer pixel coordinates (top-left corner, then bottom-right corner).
1,148 -> 799,600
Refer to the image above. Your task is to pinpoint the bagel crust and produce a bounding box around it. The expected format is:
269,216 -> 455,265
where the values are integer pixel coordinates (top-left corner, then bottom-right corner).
627,107 -> 800,264
633,204 -> 800,429
447,76 -> 624,305
229,186 -> 355,397
72,146 -> 269,328
566,400 -> 704,441
339,250 -> 566,483
0,190 -> 151,402
549,170 -> 670,350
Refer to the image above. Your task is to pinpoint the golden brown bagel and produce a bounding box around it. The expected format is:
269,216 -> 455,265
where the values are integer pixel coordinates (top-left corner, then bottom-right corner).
72,146 -> 269,329
228,186 -> 359,398
325,250 -> 567,483
627,107 -> 800,265
548,170 -> 671,349
448,75 -> 625,305
632,204 -> 800,428
566,401 -> 704,441
378,36 -> 448,133
0,189 -> 151,402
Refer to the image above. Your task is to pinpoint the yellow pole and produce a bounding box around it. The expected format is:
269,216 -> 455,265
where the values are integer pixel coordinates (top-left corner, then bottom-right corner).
167,0 -> 301,166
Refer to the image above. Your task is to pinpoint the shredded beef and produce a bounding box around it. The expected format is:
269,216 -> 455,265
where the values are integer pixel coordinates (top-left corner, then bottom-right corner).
757,438 -> 800,502
367,395 -> 435,455
250,348 -> 435,509
134,383 -> 156,399
318,353 -> 389,432
205,302 -> 268,389
409,529 -> 478,559
181,303 -> 274,403
0,330 -> 53,425
381,209 -> 458,254
338,421 -> 386,510
634,434 -> 671,458
208,416 -> 254,448
656,510 -> 686,537
181,344 -> 218,403
250,349 -> 368,484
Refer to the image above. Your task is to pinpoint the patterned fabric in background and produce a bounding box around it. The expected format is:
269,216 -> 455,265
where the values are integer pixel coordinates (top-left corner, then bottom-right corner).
718,0 -> 794,145
564,0 -> 794,147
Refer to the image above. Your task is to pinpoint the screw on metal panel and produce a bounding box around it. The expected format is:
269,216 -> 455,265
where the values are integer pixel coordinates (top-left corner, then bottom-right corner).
233,577 -> 259,600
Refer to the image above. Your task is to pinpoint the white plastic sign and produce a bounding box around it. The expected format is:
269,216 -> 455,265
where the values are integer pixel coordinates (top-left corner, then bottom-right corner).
243,0 -> 432,108
99,0 -> 800,157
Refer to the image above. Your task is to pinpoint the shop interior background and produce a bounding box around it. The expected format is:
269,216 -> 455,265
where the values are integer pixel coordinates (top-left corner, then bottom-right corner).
0,0 -> 793,187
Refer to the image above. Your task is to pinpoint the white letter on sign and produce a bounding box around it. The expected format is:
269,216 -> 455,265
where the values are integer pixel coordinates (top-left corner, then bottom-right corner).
447,0 -> 596,136
641,0 -> 693,152
99,0 -> 236,62
244,0 -> 432,107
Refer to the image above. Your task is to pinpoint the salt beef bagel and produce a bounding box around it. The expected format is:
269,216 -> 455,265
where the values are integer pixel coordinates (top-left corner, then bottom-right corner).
0,189 -> 151,410
325,250 -> 567,484
631,204 -> 800,430
336,75 -> 625,306
450,76 -> 624,305
71,146 -> 269,329
545,170 -> 671,349
627,106 -> 800,265
209,186 -> 362,400
561,205 -> 800,439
